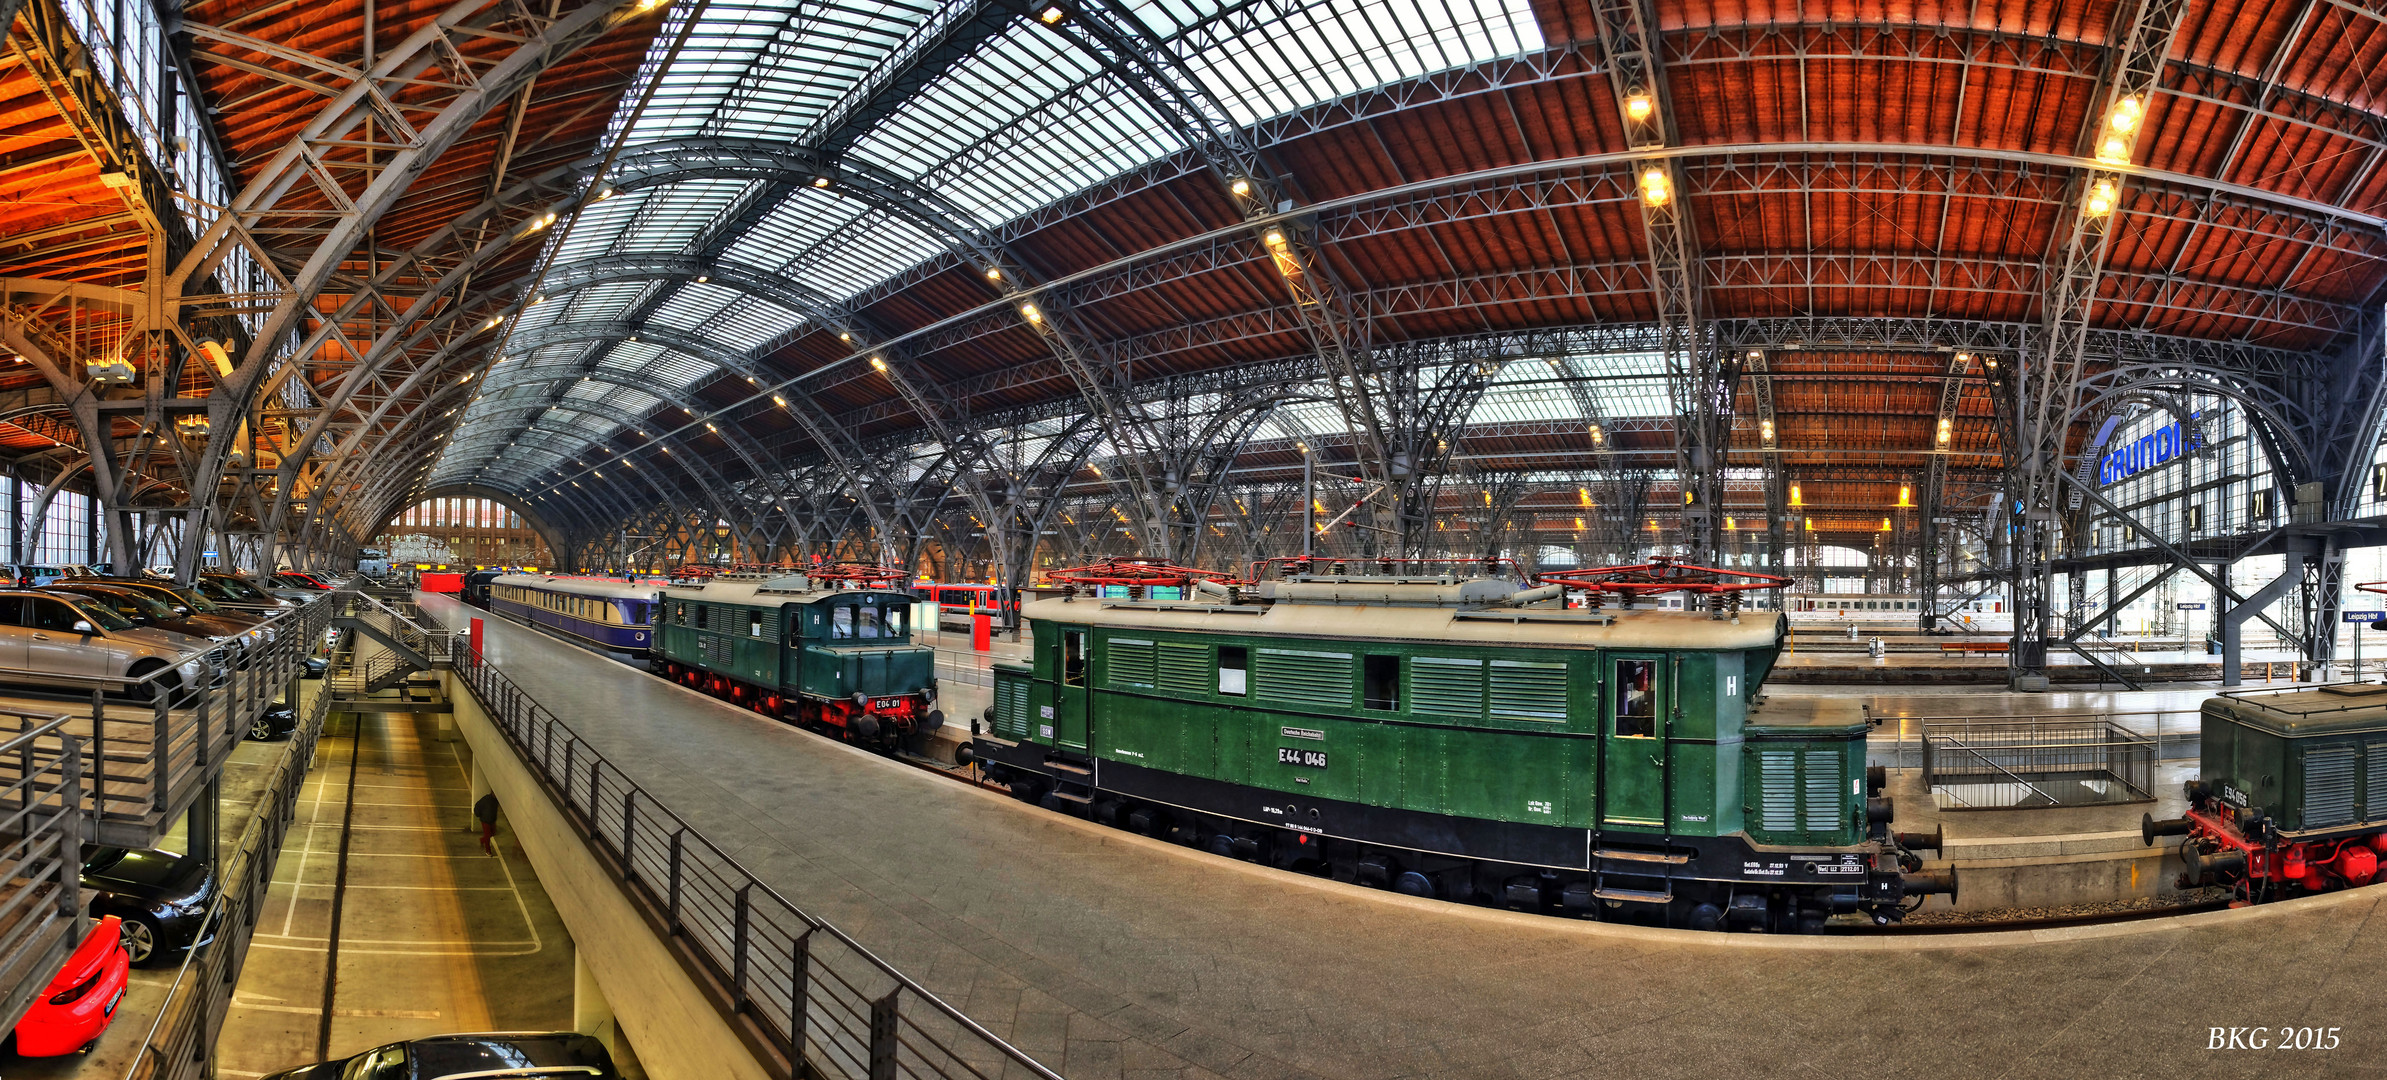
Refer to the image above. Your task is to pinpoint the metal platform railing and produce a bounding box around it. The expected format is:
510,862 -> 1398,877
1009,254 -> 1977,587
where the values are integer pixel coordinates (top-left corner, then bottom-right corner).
119,679 -> 335,1080
0,593 -> 334,848
446,638 -> 1063,1080
0,711 -> 87,1035
1921,715 -> 2161,810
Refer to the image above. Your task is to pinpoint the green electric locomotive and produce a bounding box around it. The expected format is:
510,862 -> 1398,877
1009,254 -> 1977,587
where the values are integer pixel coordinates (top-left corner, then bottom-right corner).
964,559 -> 1951,930
650,567 -> 942,748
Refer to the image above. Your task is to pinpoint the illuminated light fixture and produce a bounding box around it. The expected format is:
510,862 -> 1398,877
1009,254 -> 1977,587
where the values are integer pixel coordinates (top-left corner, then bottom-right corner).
1760,419 -> 1775,441
1263,229 -> 1287,247
1789,484 -> 1803,506
1638,167 -> 1671,207
1881,517 -> 1892,531
1230,178 -> 1252,197
2109,94 -> 2144,133
2097,136 -> 2129,164
1575,516 -> 1587,531
869,356 -> 887,372
1685,491 -> 1695,504
1038,3 -> 1065,23
1804,518 -> 1814,530
1725,516 -> 1736,531
838,332 -> 852,342
1624,91 -> 1654,122
2084,178 -> 2118,217
811,175 -> 832,188
1955,351 -> 1971,365
596,187 -> 615,200
1295,440 -> 1308,452
985,266 -> 1003,281
1588,422 -> 1604,444
1578,487 -> 1592,507
773,395 -> 787,407
1019,302 -> 1043,324
694,274 -> 709,284
1936,417 -> 1953,444
482,317 -> 501,331
1747,349 -> 1762,362
1897,484 -> 1912,507
635,0 -> 667,13
705,422 -> 717,432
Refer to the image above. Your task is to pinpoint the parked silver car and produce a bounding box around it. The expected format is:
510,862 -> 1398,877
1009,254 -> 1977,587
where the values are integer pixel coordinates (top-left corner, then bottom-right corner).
0,591 -> 209,693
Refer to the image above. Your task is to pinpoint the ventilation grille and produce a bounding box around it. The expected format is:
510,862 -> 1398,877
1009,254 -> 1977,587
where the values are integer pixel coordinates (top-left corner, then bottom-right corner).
1255,648 -> 1353,707
702,635 -> 734,666
2306,744 -> 2359,829
1156,642 -> 1210,696
1106,637 -> 1156,689
1488,661 -> 1567,721
1410,656 -> 1484,717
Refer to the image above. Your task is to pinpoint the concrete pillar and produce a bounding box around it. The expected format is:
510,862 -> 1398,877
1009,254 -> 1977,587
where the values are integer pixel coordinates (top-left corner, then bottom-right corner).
575,948 -> 647,1078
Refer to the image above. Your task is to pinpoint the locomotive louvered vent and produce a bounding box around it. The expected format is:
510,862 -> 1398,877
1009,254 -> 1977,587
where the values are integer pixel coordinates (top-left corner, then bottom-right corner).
1155,642 -> 1210,695
703,635 -> 733,666
1411,657 -> 1485,717
994,677 -> 1031,739
1488,661 -> 1567,721
1803,748 -> 1844,832
1256,648 -> 1354,706
2369,739 -> 2387,823
2305,744 -> 2359,829
1107,638 -> 1157,689
1758,750 -> 1801,833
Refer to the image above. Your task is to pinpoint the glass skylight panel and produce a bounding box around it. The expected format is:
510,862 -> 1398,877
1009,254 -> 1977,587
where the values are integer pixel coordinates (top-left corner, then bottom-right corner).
643,352 -> 722,389
646,283 -> 745,335
849,23 -> 1178,222
551,191 -> 657,265
596,340 -> 667,374
703,296 -> 810,351
706,0 -> 932,139
1182,0 -> 1541,127
608,0 -> 797,144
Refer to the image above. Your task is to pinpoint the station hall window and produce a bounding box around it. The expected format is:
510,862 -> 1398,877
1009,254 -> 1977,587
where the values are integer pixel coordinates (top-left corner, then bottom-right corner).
1615,659 -> 1656,737
1363,654 -> 1400,710
1218,645 -> 1248,696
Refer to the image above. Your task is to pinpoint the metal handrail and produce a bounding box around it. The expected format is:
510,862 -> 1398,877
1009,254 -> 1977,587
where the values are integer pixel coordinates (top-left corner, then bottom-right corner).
118,670 -> 335,1080
446,638 -> 1065,1080
0,710 -> 85,1033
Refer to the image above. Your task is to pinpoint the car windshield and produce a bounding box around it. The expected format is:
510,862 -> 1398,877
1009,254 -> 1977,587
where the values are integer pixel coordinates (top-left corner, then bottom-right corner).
82,846 -> 126,874
70,600 -> 135,631
92,589 -> 177,620
168,587 -> 222,614
340,1044 -> 407,1080
203,577 -> 263,599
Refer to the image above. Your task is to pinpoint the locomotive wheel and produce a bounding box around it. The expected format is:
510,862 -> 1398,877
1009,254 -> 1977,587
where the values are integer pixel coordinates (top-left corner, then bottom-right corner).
1393,870 -> 1435,898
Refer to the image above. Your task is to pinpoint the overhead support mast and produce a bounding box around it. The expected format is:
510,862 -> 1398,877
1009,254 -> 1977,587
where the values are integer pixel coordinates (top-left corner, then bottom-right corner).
2007,0 -> 2187,690
1918,350 -> 1973,631
1593,0 -> 1724,579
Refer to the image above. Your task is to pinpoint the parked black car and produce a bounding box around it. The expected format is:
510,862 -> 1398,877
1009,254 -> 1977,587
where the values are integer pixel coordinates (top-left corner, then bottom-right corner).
249,701 -> 297,741
259,1032 -> 619,1079
302,654 -> 327,679
81,846 -> 215,965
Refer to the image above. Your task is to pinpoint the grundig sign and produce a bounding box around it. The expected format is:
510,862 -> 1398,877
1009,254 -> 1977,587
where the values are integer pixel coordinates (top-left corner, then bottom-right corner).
2098,412 -> 2201,486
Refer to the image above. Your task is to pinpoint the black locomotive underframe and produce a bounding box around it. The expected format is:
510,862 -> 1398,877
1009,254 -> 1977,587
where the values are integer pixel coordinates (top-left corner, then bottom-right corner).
973,736 -> 1914,927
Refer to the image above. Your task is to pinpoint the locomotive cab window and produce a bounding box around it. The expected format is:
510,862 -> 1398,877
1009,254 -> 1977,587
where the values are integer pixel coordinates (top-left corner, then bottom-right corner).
1062,630 -> 1087,686
1363,654 -> 1400,710
857,605 -> 882,639
832,606 -> 854,640
1218,645 -> 1248,696
1615,659 -> 1657,737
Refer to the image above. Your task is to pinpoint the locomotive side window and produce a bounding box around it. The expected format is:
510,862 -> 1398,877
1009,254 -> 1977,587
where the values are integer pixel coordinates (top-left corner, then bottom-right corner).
857,605 -> 883,639
886,605 -> 907,637
750,611 -> 766,638
1615,659 -> 1657,737
1218,645 -> 1248,696
1363,654 -> 1400,710
1063,630 -> 1087,686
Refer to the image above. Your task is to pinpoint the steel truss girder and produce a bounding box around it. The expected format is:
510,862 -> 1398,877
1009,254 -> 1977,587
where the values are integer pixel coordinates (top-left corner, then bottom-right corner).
2008,0 -> 2191,687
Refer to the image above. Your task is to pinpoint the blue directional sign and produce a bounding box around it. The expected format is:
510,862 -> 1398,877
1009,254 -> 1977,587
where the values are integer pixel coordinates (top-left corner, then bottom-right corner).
2344,610 -> 2386,623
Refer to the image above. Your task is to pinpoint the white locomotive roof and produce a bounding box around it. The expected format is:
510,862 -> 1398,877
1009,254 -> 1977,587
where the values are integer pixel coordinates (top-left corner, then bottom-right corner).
1023,595 -> 1784,650
492,574 -> 662,602
658,576 -> 911,608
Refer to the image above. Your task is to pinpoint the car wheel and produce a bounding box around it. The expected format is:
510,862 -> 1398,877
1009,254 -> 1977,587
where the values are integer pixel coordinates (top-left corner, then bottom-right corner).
250,715 -> 275,740
118,914 -> 159,965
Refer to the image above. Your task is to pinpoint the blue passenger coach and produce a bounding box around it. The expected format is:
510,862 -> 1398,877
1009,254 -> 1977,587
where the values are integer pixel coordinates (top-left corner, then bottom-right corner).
488,574 -> 662,654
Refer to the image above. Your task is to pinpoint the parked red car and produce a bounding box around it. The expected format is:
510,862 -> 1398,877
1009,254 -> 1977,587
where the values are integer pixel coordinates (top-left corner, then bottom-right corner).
273,571 -> 333,591
13,915 -> 130,1056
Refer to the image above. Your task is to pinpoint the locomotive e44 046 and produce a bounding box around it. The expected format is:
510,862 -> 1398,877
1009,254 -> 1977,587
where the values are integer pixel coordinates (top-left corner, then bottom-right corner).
962,558 -> 1953,931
